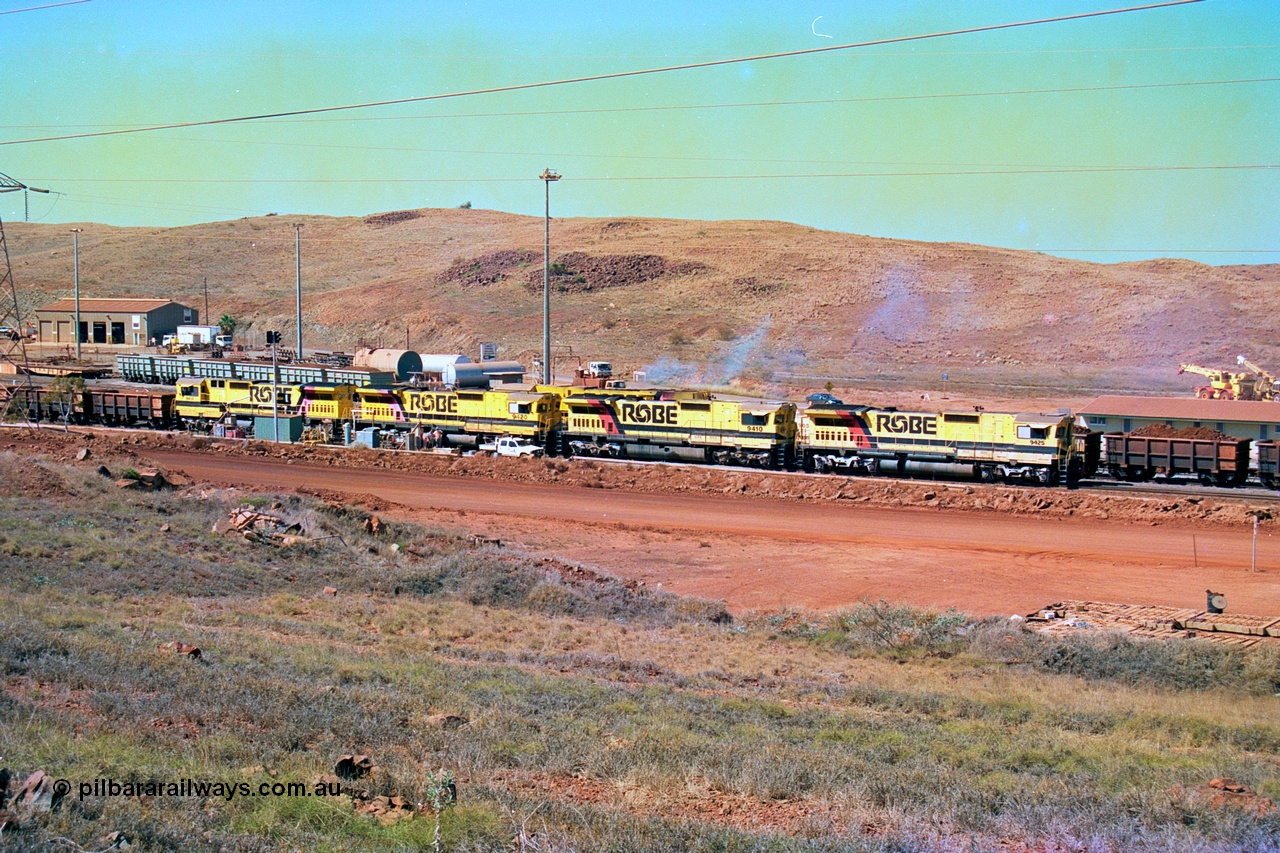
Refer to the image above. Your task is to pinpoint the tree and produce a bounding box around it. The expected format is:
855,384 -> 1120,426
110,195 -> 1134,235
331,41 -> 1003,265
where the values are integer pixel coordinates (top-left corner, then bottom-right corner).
48,375 -> 86,430
218,315 -> 238,336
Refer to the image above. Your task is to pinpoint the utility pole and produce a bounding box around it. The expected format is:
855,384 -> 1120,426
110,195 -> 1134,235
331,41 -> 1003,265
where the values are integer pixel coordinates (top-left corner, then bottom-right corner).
540,168 -> 561,384
70,228 -> 83,361
294,223 -> 304,360
203,276 -> 209,324
268,330 -> 280,443
1254,514 -> 1259,573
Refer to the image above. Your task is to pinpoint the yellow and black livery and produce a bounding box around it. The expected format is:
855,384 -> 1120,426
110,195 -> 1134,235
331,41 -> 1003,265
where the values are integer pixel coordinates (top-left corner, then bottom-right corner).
554,391 -> 796,468
798,404 -> 1079,484
174,378 -> 354,425
352,386 -> 560,446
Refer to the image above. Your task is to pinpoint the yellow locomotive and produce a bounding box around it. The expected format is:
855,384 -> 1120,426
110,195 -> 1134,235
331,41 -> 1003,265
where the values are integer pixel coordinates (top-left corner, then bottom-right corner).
174,378 -> 354,425
554,391 -> 796,467
352,386 -> 560,446
798,404 -> 1080,484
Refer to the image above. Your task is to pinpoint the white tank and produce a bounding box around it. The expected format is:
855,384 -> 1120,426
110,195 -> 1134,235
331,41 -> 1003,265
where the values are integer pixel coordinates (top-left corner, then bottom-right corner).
418,353 -> 474,373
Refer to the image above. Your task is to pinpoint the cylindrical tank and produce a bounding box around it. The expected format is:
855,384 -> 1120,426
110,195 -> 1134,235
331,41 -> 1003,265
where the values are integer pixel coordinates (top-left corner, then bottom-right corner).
476,360 -> 526,384
354,348 -> 423,381
449,363 -> 490,388
418,353 -> 473,374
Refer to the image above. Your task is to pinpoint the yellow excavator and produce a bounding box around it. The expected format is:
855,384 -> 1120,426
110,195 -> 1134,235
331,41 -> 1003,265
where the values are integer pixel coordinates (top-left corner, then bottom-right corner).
1237,356 -> 1278,401
1177,357 -> 1277,401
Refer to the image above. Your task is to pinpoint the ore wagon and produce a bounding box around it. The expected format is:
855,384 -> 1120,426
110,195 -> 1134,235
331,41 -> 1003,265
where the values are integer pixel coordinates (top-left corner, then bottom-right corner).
1258,441 -> 1278,490
1104,432 -> 1251,486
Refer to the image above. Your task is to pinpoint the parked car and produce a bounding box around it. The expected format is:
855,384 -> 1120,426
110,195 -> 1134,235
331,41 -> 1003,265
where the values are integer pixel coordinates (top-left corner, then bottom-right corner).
806,392 -> 843,405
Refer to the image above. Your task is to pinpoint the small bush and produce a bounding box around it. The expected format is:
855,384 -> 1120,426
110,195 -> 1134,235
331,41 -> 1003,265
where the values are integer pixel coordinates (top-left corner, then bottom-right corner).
830,599 -> 967,653
964,619 -> 1280,695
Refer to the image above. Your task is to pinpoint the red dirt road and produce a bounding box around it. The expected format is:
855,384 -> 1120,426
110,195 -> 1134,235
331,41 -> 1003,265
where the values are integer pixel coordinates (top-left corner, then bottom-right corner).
139,447 -> 1280,617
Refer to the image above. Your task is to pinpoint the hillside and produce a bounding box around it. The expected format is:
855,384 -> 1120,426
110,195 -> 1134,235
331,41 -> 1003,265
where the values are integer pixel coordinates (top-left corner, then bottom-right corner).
9,210 -> 1280,398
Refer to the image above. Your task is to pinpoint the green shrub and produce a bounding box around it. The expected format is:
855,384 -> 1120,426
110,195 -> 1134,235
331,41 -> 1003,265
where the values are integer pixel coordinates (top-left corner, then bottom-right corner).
830,599 -> 967,653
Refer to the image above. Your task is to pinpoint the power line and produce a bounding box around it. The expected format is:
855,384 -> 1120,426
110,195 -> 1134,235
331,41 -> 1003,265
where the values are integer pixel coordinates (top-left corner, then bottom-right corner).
4,42 -> 1273,62
0,0 -> 1205,147
6,75 -> 1271,134
29,164 -> 1276,184
0,0 -> 89,15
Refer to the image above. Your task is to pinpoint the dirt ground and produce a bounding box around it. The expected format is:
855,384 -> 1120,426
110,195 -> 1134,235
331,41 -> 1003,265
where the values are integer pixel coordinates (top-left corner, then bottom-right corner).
8,426 -> 1278,618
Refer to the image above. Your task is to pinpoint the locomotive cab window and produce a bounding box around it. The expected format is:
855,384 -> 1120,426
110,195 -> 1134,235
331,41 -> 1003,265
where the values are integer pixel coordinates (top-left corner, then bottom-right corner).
741,413 -> 770,426
1017,425 -> 1050,440
508,402 -> 532,415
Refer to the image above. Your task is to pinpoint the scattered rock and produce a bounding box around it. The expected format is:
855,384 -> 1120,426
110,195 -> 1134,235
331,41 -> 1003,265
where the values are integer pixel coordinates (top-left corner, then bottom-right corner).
159,641 -> 202,658
12,771 -> 62,811
1201,777 -> 1275,815
363,515 -> 386,536
96,831 -> 131,851
322,586 -> 338,597
357,794 -> 417,825
75,448 -> 90,461
334,754 -> 376,781
424,713 -> 468,730
216,508 -> 307,546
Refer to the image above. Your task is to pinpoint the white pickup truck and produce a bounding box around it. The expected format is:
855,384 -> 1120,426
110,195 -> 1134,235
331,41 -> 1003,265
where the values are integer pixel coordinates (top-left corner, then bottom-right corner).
479,436 -> 544,458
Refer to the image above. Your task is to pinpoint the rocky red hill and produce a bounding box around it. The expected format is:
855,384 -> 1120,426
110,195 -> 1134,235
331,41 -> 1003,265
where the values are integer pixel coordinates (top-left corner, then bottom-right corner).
9,209 -> 1279,399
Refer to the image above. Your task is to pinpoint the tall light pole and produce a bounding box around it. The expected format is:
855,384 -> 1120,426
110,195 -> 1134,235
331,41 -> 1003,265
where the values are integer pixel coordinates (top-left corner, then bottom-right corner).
540,168 -> 560,384
69,228 -> 83,360
293,223 -> 304,360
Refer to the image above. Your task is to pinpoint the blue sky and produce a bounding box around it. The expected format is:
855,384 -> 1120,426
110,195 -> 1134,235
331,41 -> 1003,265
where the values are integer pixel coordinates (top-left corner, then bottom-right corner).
1,0 -> 1276,264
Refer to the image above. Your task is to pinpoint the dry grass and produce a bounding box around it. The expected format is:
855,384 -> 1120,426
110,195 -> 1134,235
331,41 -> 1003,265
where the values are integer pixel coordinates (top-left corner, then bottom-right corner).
0,452 -> 1278,851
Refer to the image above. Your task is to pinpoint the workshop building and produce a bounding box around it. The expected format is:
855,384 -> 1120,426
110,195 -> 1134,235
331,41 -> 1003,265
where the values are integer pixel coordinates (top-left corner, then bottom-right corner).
1080,395 -> 1280,443
34,299 -> 196,347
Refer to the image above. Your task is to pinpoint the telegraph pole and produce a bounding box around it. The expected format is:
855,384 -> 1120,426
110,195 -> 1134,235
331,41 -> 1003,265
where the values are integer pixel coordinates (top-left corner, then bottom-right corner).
294,223 -> 304,360
540,168 -> 560,384
70,228 -> 83,361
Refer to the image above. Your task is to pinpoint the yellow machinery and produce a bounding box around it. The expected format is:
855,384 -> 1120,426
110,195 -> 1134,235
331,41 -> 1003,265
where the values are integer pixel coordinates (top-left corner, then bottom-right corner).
554,392 -> 796,467
175,378 -> 353,425
1178,362 -> 1268,400
352,386 -> 560,445
797,404 -> 1080,484
1236,356 -> 1278,401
